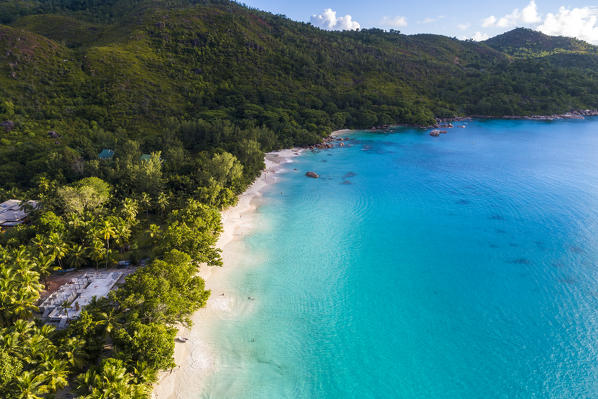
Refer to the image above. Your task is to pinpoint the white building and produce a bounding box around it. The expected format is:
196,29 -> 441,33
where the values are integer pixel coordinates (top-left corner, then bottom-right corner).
40,272 -> 123,328
0,199 -> 38,227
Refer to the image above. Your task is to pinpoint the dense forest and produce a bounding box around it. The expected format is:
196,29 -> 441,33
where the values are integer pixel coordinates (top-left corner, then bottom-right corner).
0,0 -> 598,397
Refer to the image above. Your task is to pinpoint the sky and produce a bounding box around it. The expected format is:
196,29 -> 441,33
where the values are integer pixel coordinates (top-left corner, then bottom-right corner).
241,0 -> 598,44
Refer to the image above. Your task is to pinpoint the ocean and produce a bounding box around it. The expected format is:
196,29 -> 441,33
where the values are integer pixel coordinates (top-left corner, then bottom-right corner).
200,119 -> 598,398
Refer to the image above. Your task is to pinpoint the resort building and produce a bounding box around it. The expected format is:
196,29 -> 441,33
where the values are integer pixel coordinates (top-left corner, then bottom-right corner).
98,149 -> 114,160
40,271 -> 124,328
0,199 -> 39,228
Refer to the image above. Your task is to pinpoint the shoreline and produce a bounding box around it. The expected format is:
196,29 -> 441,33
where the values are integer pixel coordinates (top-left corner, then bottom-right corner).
361,113 -> 598,132
152,148 -> 303,399
331,128 -> 354,136
152,117 -> 596,397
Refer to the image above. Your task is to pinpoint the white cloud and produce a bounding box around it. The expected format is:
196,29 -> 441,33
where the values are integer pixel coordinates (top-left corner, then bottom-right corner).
457,23 -> 471,31
419,16 -> 445,24
482,2 -> 598,45
537,6 -> 598,44
482,15 -> 497,27
381,15 -> 408,28
521,0 -> 541,23
496,9 -> 520,28
472,31 -> 490,41
483,0 -> 540,28
310,8 -> 360,31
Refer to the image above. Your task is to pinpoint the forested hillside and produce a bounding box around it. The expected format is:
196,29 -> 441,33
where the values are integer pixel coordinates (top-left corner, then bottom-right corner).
484,28 -> 598,56
0,0 -> 598,397
1,0 -> 598,189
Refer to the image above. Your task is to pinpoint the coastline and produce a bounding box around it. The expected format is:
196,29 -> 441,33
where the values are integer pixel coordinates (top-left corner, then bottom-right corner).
152,147 -> 303,399
151,121 -> 597,398
359,113 -> 598,132
331,128 -> 354,136
151,119 -> 573,397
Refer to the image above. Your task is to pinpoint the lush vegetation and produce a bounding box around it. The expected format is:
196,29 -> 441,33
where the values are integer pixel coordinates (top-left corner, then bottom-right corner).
0,170 -> 228,397
1,0 -> 598,397
484,28 -> 598,57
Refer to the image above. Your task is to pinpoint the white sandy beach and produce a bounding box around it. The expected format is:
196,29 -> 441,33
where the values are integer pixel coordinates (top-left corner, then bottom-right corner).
331,128 -> 353,137
152,148 -> 304,399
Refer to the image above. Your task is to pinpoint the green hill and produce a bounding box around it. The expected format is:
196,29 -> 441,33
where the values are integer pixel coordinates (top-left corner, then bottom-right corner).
1,0 -> 598,188
484,27 -> 598,57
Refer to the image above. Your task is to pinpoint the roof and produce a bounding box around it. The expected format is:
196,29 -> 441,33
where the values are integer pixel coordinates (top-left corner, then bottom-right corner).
42,271 -> 123,322
0,200 -> 39,227
98,149 -> 114,159
140,153 -> 151,161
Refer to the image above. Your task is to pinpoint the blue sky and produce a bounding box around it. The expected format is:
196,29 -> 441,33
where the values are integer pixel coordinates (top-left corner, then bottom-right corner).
241,0 -> 598,43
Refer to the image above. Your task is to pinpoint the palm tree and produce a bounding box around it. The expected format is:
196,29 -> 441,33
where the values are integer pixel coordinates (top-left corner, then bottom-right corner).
62,337 -> 85,369
10,247 -> 30,265
15,370 -> 45,399
121,198 -> 139,224
75,358 -> 146,398
16,267 -> 43,299
98,220 -> 116,251
34,253 -> 55,286
68,244 -> 87,268
139,192 -> 151,217
39,359 -> 69,393
87,238 -> 106,270
98,220 -> 116,268
156,192 -> 170,216
96,307 -> 120,337
48,232 -> 69,261
30,235 -> 48,255
113,219 -> 131,253
132,360 -> 154,385
147,223 -> 160,239
0,261 -> 42,326
11,319 -> 35,336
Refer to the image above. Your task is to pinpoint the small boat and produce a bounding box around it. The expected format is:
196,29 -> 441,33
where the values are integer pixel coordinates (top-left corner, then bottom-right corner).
175,337 -> 189,343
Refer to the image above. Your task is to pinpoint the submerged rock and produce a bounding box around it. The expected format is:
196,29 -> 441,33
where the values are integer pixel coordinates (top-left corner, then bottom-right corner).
509,258 -> 530,265
305,171 -> 319,178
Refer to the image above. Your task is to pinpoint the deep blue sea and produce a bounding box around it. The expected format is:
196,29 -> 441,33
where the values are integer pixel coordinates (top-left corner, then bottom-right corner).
202,119 -> 598,398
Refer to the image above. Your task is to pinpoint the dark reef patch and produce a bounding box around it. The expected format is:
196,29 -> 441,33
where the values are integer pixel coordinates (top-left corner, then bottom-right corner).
570,246 -> 584,254
509,258 -> 531,265
560,277 -> 576,285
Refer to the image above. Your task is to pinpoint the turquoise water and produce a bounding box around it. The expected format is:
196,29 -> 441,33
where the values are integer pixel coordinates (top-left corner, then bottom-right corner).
202,119 -> 598,398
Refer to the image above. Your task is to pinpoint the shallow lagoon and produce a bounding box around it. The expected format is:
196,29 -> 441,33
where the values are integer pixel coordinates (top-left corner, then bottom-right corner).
201,119 -> 598,398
